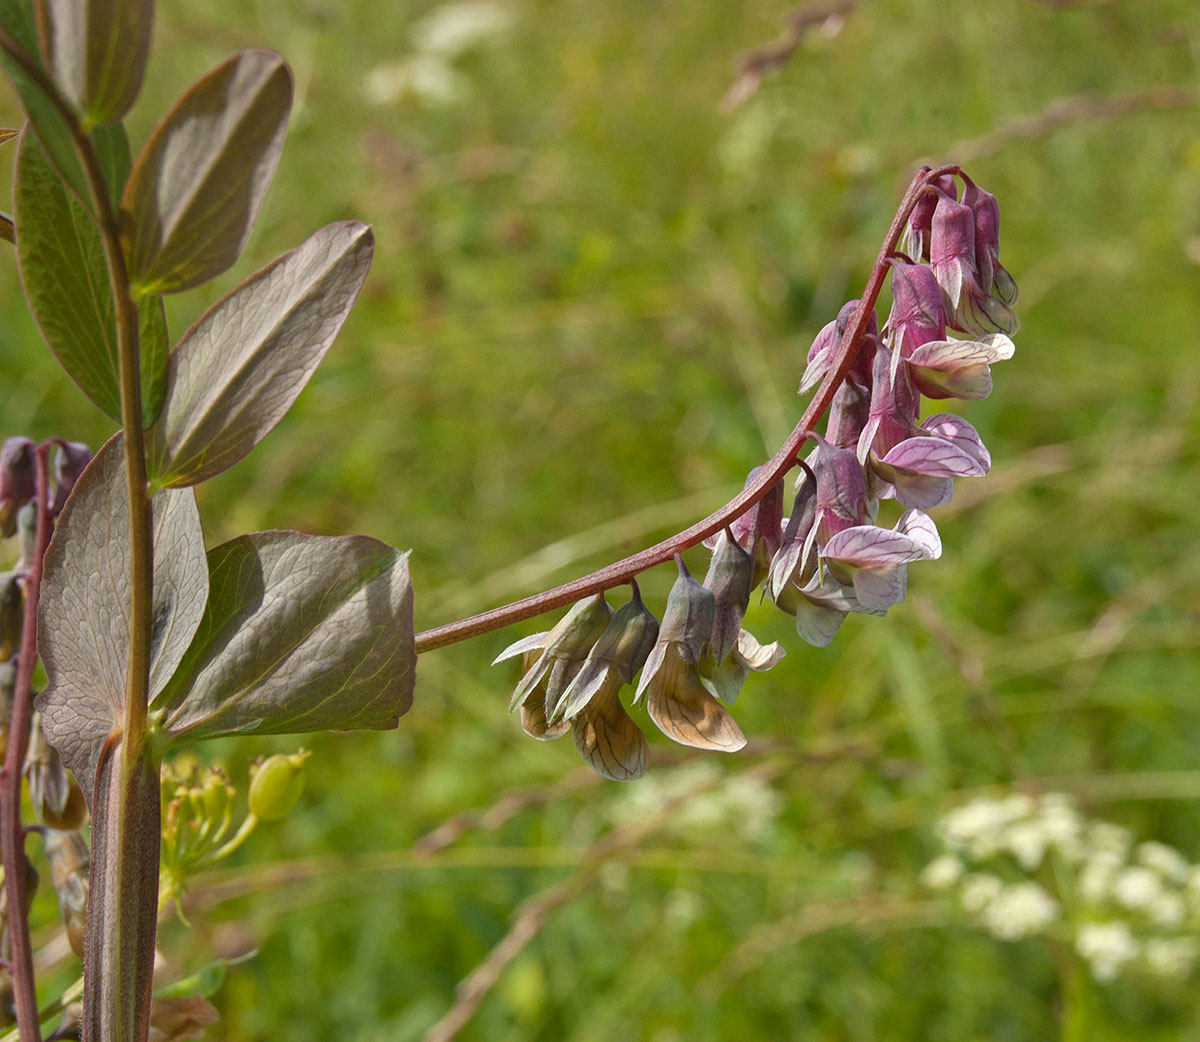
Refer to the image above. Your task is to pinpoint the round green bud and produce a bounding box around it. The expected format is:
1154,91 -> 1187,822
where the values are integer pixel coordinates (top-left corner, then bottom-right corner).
248,750 -> 310,821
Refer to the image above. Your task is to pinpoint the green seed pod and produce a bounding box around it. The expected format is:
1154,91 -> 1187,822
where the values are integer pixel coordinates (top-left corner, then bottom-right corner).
248,750 -> 311,821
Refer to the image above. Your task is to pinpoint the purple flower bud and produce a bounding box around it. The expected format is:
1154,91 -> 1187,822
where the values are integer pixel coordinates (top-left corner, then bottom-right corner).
799,299 -> 878,394
930,189 -> 1019,337
768,479 -> 818,604
809,433 -> 873,541
713,468 -> 783,589
0,437 -> 36,538
654,555 -> 715,665
856,344 -> 922,464
961,176 -> 1012,300
906,173 -> 958,262
49,441 -> 92,516
703,531 -> 754,662
826,377 -> 872,450
888,261 -> 946,361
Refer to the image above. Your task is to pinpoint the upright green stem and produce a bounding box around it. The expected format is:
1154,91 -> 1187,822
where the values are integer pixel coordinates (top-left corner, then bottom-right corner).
0,443 -> 51,1042
414,163 -> 959,653
0,29 -> 157,1042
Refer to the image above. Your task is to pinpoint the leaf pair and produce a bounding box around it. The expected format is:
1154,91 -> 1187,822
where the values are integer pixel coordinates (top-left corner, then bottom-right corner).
36,436 -> 415,808
14,46 -> 295,425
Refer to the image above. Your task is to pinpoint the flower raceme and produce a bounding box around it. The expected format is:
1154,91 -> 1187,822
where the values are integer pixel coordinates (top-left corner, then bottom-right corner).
495,169 -> 1016,778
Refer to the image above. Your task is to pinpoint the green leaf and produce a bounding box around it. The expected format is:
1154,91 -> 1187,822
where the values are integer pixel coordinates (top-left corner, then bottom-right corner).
85,741 -> 159,1042
16,128 -> 168,420
93,118 -> 130,210
146,221 -> 374,487
36,0 -> 153,124
154,952 -> 257,1000
121,49 -> 292,294
35,435 -> 208,804
0,3 -> 90,201
155,532 -> 414,742
140,291 -> 168,424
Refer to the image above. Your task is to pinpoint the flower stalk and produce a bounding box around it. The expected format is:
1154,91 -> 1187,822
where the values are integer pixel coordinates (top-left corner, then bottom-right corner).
414,163 -> 963,654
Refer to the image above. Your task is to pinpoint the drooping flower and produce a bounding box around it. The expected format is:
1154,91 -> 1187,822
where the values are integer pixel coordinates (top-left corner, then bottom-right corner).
635,557 -> 746,752
494,593 -> 612,737
819,508 -> 942,612
905,333 -> 1014,401
930,190 -> 1019,337
554,585 -> 659,781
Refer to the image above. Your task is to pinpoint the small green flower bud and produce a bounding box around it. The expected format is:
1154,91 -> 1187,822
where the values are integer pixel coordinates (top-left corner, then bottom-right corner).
202,768 -> 235,824
249,750 -> 311,821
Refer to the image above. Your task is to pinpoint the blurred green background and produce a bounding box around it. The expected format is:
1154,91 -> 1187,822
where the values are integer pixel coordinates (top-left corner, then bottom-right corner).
3,0 -> 1200,1039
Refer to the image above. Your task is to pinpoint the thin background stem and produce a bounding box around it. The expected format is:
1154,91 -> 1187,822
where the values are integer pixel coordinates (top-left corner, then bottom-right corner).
0,442 -> 51,1042
414,162 -> 960,653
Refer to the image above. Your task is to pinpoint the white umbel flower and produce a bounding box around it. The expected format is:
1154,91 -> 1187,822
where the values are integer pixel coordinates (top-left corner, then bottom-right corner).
1076,921 -> 1138,982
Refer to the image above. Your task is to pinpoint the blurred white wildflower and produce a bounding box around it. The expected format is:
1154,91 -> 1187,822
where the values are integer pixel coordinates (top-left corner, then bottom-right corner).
1144,937 -> 1199,978
606,761 -> 782,842
363,56 -> 465,106
1076,921 -> 1138,982
923,790 -> 1200,983
1138,841 -> 1191,884
1079,859 -> 1116,904
1087,820 -> 1133,858
363,2 -> 513,107
960,874 -> 1004,914
1005,820 -> 1048,870
921,854 -> 964,892
411,1 -> 513,56
981,882 -> 1059,941
1113,866 -> 1165,912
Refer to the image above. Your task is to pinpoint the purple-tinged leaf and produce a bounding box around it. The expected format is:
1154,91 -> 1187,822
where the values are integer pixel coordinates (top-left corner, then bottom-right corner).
121,49 -> 292,293
920,413 -> 992,472
154,532 -> 414,741
84,741 -> 159,1042
16,128 -> 169,420
146,221 -> 374,487
880,435 -> 988,479
35,435 -> 207,805
36,0 -> 153,124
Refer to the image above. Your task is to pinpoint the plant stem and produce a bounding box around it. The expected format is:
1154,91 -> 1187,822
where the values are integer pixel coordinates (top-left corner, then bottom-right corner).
0,442 -> 51,1042
414,163 -> 959,653
0,29 -> 157,1042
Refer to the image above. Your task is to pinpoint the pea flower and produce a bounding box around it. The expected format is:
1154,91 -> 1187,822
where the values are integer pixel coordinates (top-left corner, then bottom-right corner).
634,557 -> 746,752
554,586 -> 659,781
930,189 -> 1019,337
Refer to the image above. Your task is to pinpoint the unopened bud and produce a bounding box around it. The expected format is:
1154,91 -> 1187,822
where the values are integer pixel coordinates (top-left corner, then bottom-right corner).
49,441 -> 92,516
703,531 -> 753,662
0,438 -> 36,538
553,583 -> 659,723
659,555 -> 715,663
249,750 -> 310,821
